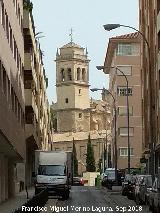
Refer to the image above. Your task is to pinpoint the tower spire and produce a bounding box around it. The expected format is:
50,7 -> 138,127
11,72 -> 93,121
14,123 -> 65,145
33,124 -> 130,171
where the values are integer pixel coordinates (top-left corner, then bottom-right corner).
69,28 -> 73,43
56,48 -> 59,56
86,47 -> 88,55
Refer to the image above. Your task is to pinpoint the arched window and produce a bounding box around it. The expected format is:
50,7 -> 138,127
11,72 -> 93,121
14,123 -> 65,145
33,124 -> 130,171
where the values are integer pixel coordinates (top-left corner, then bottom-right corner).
82,68 -> 86,81
77,68 -> 81,80
67,68 -> 72,81
61,68 -> 65,82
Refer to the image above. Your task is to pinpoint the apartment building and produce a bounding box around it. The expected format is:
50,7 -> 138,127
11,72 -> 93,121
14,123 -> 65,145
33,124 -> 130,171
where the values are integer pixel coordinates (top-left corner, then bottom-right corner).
23,6 -> 50,186
139,0 -> 160,174
0,0 -> 25,203
103,33 -> 143,170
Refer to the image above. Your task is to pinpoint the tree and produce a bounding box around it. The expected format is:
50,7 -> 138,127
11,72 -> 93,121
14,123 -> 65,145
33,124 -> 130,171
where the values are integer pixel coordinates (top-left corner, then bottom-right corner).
72,138 -> 78,176
86,134 -> 96,172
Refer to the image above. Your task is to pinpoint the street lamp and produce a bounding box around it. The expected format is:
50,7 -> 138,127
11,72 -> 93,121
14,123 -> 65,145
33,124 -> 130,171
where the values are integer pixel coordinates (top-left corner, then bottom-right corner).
103,24 -> 150,50
96,66 -> 130,174
103,23 -> 154,176
90,87 -> 118,184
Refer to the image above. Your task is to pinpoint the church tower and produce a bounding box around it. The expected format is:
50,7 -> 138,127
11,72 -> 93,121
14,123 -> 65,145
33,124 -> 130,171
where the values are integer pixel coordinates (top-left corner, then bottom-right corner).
55,41 -> 90,132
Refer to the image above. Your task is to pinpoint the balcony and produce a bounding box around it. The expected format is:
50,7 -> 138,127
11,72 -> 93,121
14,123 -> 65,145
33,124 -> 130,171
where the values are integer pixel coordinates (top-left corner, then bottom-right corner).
25,90 -> 38,120
23,10 -> 37,51
25,123 -> 39,147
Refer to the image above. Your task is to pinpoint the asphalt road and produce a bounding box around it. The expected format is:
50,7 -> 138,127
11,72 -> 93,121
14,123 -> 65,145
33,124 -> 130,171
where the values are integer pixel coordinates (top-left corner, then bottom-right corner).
47,186 -> 150,213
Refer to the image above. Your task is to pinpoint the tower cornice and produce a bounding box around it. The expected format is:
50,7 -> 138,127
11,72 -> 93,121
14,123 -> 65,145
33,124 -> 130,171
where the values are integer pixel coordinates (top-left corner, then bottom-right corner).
54,107 -> 91,112
56,82 -> 90,87
55,58 -> 90,63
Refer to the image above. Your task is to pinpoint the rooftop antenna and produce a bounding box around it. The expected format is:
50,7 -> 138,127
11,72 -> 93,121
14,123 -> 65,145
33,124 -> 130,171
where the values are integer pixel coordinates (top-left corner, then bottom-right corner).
69,28 -> 74,43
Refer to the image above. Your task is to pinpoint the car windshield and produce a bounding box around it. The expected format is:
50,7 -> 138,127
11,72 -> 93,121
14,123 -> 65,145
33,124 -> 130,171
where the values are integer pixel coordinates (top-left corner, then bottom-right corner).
105,170 -> 115,179
145,176 -> 152,187
125,175 -> 132,181
38,165 -> 66,176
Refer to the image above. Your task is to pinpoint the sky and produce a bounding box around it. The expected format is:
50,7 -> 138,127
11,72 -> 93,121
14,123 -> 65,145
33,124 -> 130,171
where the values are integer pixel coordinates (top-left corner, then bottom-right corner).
31,0 -> 139,104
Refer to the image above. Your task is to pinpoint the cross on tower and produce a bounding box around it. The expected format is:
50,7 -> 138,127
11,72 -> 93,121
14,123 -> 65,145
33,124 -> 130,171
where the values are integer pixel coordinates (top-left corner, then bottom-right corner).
69,28 -> 73,43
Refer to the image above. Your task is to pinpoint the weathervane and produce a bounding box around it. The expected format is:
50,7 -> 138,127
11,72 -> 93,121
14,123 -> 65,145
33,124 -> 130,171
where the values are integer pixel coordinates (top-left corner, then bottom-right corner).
69,28 -> 73,43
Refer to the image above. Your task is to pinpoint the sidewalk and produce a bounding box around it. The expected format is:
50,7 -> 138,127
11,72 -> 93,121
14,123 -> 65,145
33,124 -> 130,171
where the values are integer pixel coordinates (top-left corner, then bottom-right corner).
0,187 -> 35,213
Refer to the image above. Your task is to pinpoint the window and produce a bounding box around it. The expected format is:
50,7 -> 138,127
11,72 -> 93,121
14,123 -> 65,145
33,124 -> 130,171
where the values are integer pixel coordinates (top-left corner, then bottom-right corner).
158,0 -> 160,14
119,127 -> 134,136
61,69 -> 65,82
67,68 -> 72,80
117,86 -> 132,96
118,106 -> 133,116
9,24 -> 13,51
158,31 -> 160,51
79,113 -> 82,118
77,68 -> 81,80
119,148 -> 134,156
65,98 -> 68,103
1,2 -> 5,28
2,65 -> 6,94
11,87 -> 14,111
82,68 -> 86,81
116,66 -> 132,76
25,111 -> 34,124
7,76 -> 10,101
117,43 -> 132,56
5,11 -> 9,40
13,37 -> 17,60
79,89 -> 81,94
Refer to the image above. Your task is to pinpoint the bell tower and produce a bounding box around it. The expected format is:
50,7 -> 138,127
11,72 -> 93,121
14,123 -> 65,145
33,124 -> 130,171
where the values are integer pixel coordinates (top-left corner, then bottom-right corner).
55,41 -> 90,132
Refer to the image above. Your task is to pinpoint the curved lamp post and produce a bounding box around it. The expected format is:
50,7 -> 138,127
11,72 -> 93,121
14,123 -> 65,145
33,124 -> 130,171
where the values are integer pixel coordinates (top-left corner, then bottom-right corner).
96,66 -> 130,174
103,23 -> 154,176
90,87 -> 118,184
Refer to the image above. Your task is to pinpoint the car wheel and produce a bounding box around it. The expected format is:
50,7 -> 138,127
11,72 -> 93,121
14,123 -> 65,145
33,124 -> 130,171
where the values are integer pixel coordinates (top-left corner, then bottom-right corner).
62,190 -> 70,200
35,188 -> 40,195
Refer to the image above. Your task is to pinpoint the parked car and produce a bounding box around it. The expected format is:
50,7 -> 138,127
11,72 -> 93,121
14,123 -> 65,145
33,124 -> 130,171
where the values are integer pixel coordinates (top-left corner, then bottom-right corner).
73,177 -> 84,186
126,175 -> 137,200
134,175 -> 152,205
148,176 -> 160,213
102,168 -> 123,189
121,174 -> 133,196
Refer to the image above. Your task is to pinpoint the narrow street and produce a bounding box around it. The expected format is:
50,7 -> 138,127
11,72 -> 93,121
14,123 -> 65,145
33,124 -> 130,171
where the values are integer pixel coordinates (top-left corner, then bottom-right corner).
47,186 -> 150,213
